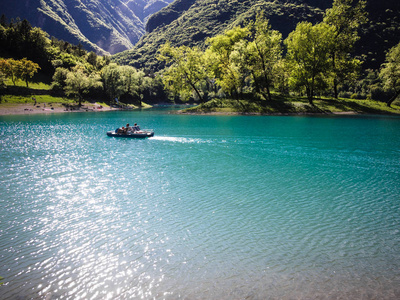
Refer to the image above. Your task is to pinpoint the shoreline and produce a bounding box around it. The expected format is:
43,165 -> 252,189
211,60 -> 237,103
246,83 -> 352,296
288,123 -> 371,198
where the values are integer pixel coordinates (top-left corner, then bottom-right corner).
0,103 -> 120,116
176,110 -> 362,116
1,103 -> 399,117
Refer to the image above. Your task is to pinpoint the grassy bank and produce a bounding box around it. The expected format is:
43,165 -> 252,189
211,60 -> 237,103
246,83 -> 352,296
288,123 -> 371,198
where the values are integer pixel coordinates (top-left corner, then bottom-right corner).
181,96 -> 400,115
0,79 -> 151,115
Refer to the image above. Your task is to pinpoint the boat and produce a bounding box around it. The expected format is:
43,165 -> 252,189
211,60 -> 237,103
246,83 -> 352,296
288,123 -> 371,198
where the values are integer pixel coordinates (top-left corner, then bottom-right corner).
107,129 -> 154,138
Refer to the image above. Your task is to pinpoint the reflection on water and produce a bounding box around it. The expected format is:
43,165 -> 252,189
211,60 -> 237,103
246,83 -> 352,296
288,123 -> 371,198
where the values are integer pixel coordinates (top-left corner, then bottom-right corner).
0,111 -> 400,299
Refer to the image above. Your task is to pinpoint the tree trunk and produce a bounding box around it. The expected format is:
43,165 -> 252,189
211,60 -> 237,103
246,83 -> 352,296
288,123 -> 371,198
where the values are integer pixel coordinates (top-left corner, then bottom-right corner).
307,86 -> 314,106
308,92 -> 314,106
387,90 -> 400,107
332,53 -> 338,99
333,77 -> 338,99
266,85 -> 272,102
78,91 -> 83,107
251,71 -> 260,93
192,84 -> 203,102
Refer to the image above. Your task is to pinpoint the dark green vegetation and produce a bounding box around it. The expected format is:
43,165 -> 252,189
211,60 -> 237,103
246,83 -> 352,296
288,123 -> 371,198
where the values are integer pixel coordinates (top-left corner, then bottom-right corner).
0,0 -> 173,55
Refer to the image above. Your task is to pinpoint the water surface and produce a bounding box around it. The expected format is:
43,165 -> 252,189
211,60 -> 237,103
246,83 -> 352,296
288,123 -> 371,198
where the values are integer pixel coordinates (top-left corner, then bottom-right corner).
1,110 -> 399,299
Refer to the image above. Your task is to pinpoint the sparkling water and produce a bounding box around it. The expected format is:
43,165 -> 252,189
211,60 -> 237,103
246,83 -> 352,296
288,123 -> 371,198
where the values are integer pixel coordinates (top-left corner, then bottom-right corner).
1,110 -> 399,299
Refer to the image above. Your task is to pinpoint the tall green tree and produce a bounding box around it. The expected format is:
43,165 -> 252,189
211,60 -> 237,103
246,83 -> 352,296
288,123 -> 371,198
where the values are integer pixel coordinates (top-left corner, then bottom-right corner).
120,65 -> 148,106
51,67 -> 69,91
206,26 -> 249,99
158,42 -> 208,102
379,41 -> 400,107
323,0 -> 367,98
246,14 -> 283,101
100,63 -> 125,103
64,66 -> 102,106
285,22 -> 336,105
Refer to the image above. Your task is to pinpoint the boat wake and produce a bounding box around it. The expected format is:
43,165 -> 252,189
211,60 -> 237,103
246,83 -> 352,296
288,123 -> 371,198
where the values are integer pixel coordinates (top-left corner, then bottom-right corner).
150,136 -> 210,144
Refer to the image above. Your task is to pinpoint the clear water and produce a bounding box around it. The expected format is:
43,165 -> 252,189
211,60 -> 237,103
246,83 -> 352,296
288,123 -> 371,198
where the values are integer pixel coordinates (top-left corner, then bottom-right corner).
0,109 -> 400,299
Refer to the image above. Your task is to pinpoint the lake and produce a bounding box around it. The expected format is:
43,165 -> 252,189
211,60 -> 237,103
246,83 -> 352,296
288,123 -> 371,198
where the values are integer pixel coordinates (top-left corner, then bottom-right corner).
1,109 -> 399,299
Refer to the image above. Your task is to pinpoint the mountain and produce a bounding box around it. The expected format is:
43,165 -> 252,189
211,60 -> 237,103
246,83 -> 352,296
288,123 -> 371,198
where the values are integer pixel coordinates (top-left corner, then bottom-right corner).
0,0 -> 174,55
113,0 -> 400,71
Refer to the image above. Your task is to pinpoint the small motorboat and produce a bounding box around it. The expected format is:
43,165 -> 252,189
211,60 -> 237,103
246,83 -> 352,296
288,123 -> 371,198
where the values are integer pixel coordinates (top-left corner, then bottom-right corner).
107,129 -> 154,138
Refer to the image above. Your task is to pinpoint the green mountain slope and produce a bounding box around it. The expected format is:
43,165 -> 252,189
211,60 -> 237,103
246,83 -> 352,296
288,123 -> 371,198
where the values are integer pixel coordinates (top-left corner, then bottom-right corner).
0,0 -> 173,55
113,0 -> 400,71
113,0 -> 330,69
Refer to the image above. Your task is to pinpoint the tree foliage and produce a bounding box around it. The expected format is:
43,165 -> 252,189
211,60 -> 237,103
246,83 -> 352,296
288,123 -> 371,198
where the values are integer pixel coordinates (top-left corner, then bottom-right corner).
323,0 -> 367,98
285,22 -> 336,104
64,66 -> 102,106
246,13 -> 283,101
18,58 -> 41,87
0,58 -> 18,85
100,63 -> 126,103
99,63 -> 156,105
379,41 -> 400,107
206,26 -> 250,99
158,42 -> 208,102
0,57 -> 40,86
156,8 -> 368,105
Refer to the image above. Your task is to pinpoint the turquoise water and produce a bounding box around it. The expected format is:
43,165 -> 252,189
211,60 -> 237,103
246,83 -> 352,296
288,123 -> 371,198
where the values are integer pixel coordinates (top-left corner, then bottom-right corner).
0,109 -> 400,299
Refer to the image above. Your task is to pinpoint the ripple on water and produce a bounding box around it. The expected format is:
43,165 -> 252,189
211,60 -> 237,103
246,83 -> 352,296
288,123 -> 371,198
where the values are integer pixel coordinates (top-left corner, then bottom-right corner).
0,114 -> 400,299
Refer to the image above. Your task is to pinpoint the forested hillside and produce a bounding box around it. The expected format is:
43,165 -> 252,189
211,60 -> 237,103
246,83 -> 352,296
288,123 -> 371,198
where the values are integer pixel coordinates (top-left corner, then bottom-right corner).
0,0 -> 173,55
0,18 -> 168,106
113,0 -> 400,72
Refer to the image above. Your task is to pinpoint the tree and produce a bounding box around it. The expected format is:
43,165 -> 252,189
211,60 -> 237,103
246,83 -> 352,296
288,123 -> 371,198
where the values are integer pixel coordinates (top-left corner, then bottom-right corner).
87,51 -> 98,67
285,22 -> 336,105
158,42 -> 208,102
0,58 -> 19,85
379,41 -> 400,107
18,58 -> 40,87
206,26 -> 249,99
120,65 -> 147,106
246,14 -> 283,101
100,63 -> 125,103
323,0 -> 367,98
52,67 -> 69,90
64,66 -> 101,106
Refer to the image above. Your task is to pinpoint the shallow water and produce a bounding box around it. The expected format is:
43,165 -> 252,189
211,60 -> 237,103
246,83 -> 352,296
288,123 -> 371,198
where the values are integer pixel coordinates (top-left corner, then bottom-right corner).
0,110 -> 400,299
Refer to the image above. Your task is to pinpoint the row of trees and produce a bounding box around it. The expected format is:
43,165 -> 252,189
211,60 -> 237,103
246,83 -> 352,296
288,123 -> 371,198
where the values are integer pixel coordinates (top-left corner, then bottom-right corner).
158,0 -> 370,106
51,63 -> 165,106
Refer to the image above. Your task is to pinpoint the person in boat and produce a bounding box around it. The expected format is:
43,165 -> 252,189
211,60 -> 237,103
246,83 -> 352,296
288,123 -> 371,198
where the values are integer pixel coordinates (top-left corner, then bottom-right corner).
133,123 -> 140,132
125,123 -> 132,134
117,126 -> 125,134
